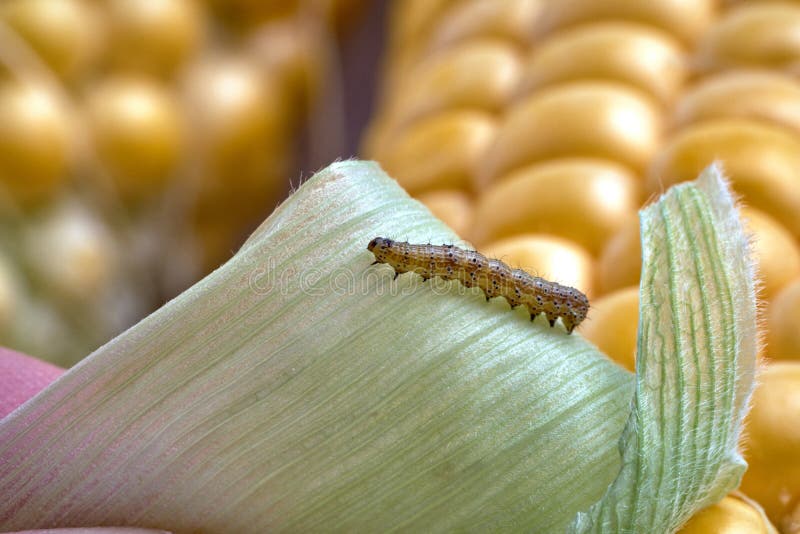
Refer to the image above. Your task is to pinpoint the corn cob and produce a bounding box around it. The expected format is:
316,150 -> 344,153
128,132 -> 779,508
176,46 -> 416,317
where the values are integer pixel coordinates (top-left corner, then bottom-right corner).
0,0 -> 357,364
364,1 -> 800,529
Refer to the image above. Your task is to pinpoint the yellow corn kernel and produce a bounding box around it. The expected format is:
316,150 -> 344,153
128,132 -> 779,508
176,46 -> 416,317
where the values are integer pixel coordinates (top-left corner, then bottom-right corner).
377,40 -> 521,138
673,70 -> 800,135
370,110 -> 496,195
519,22 -> 686,104
678,493 -> 778,534
537,0 -> 717,46
580,286 -> 639,371
597,216 -> 641,296
428,0 -> 541,51
0,0 -> 102,83
739,362 -> 800,528
0,82 -> 74,206
183,57 -> 289,193
742,207 -> 800,299
696,2 -> 800,72
105,0 -> 204,78
473,159 -> 641,255
481,82 -> 662,185
86,76 -> 183,202
766,278 -> 800,360
416,189 -> 473,239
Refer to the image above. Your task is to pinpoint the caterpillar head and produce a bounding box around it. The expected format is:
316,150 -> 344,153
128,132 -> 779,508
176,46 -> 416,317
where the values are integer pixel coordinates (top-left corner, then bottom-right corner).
367,237 -> 392,253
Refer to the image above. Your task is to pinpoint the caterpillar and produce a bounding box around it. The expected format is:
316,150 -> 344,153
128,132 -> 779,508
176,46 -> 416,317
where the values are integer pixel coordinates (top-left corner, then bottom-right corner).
367,237 -> 589,334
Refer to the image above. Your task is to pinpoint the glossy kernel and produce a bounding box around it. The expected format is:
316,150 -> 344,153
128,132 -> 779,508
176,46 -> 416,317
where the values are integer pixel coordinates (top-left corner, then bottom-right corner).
742,208 -> 800,299
536,0 -> 717,46
473,159 -> 641,256
371,110 -> 496,195
106,0 -> 205,77
580,286 -> 639,371
86,76 -> 183,201
766,278 -> 800,360
519,22 -> 686,104
481,82 -> 662,185
0,82 -> 74,205
184,57 -> 289,200
678,493 -> 778,534
739,362 -> 800,527
673,71 -> 800,135
23,202 -> 117,301
597,216 -> 641,295
416,189 -> 473,239
0,0 -> 102,82
428,0 -> 542,51
696,2 -> 800,71
378,41 -> 521,136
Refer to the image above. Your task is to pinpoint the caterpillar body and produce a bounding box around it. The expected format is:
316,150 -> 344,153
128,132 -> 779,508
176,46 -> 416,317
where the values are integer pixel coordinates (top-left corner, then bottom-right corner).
367,237 -> 589,334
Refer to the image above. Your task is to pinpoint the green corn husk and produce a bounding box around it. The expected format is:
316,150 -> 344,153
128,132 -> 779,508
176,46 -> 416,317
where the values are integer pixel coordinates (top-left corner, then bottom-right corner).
0,161 -> 756,533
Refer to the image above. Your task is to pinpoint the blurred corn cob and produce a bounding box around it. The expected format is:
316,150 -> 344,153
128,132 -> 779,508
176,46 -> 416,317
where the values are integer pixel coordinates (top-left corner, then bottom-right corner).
0,0 -> 359,366
364,1 -> 800,530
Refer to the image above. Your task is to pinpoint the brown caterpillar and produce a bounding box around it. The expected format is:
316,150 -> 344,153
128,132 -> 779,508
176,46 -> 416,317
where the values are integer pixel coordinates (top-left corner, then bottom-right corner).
367,237 -> 589,334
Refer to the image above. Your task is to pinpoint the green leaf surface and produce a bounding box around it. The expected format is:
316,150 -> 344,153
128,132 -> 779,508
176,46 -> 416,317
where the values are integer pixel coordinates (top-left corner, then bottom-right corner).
570,165 -> 759,533
0,161 -> 633,532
